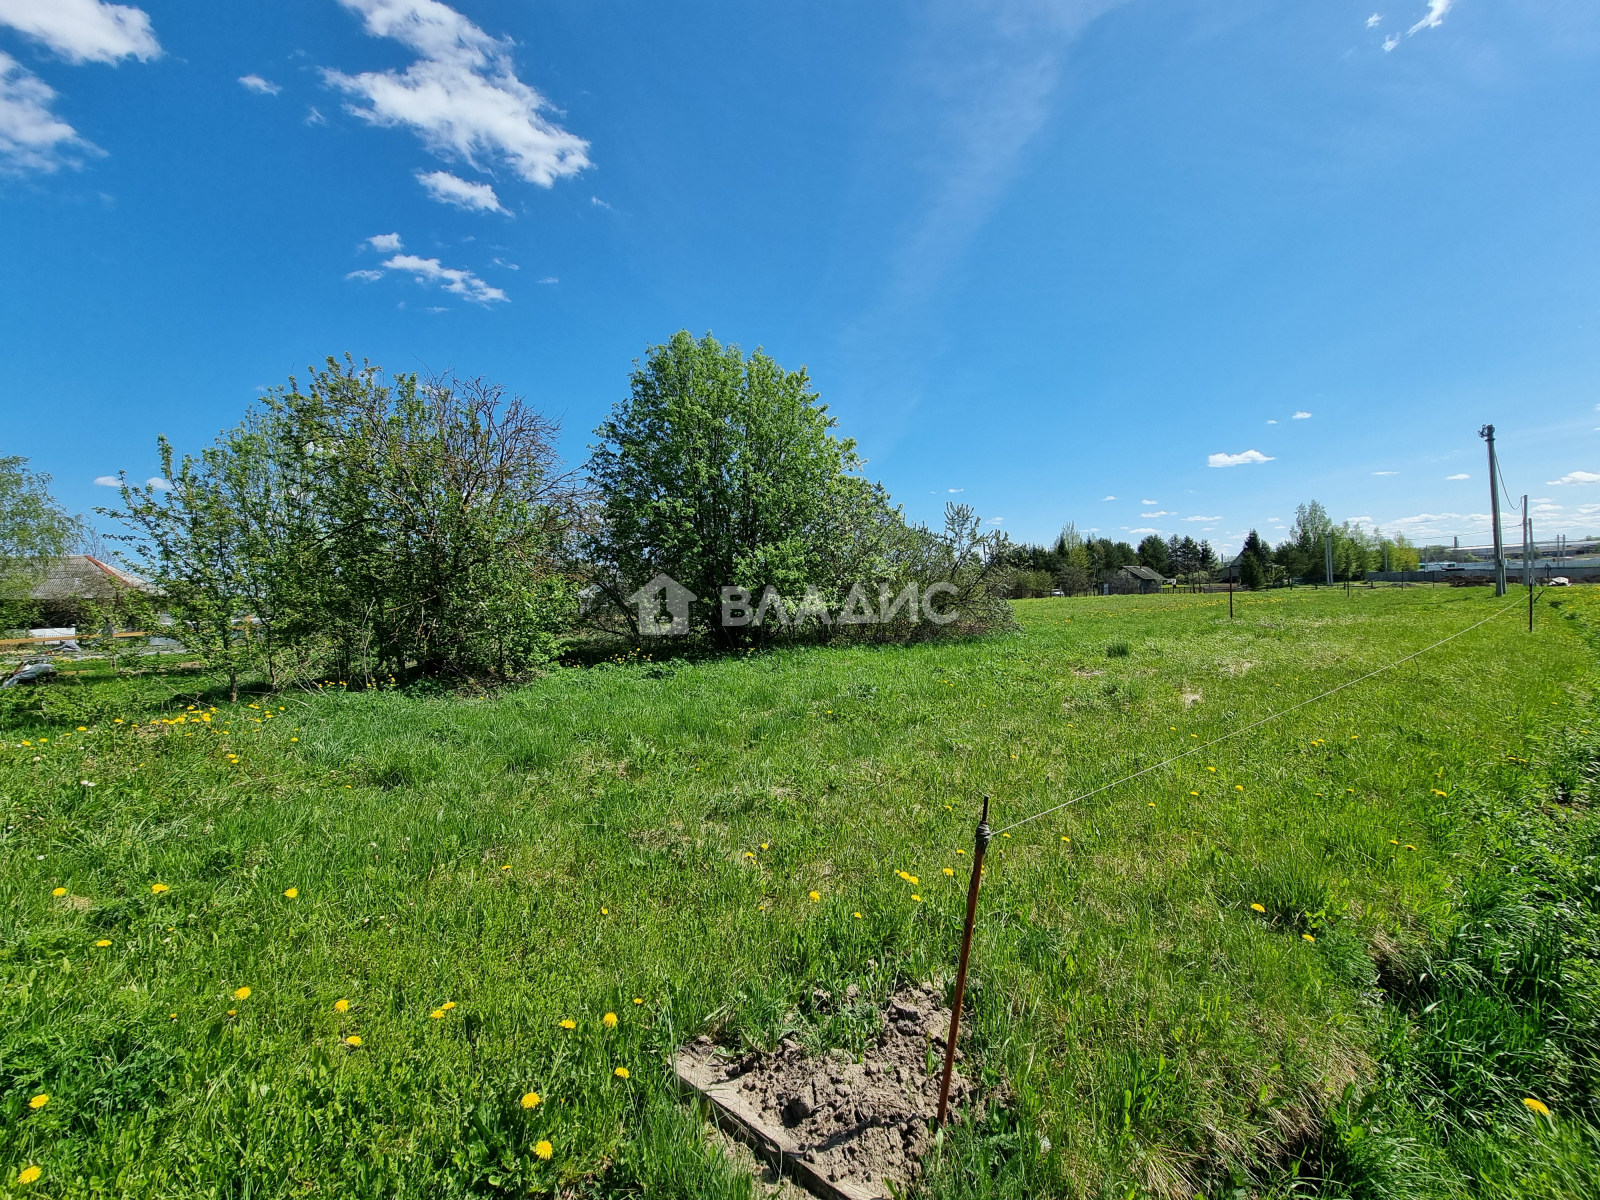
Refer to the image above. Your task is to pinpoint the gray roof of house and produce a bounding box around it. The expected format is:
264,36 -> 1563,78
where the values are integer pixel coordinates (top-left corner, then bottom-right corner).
28,556 -> 159,601
1120,564 -> 1168,583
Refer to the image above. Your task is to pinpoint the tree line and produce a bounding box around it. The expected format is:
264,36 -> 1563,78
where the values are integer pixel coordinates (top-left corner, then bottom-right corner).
1003,500 -> 1420,597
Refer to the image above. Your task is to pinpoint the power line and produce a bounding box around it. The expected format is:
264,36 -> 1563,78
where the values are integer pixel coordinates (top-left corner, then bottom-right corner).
991,593 -> 1532,836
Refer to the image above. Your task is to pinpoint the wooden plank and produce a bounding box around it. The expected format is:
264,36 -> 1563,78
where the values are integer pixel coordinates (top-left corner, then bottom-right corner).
673,1055 -> 887,1200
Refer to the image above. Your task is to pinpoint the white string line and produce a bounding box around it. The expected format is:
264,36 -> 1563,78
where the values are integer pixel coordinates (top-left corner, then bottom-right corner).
991,593 -> 1532,836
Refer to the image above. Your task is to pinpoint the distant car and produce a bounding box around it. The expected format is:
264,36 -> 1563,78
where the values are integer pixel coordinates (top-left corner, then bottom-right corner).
1550,576 -> 1571,586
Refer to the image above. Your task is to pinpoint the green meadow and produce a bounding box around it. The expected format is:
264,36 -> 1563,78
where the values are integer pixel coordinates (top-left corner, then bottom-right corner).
3,586 -> 1597,1198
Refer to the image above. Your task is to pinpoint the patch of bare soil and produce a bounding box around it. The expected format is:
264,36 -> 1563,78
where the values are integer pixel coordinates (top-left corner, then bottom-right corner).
676,984 -> 978,1200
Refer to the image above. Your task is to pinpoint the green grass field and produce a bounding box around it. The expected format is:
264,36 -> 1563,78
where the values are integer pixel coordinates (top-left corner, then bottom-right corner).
3,586 -> 1597,1198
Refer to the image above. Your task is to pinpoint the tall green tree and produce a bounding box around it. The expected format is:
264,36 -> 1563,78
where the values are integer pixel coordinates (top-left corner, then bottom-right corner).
587,331 -> 891,642
0,457 -> 80,627
1137,534 -> 1170,575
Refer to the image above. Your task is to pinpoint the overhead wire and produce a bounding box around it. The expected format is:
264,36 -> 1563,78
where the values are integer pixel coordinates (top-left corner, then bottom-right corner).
991,592 -> 1534,837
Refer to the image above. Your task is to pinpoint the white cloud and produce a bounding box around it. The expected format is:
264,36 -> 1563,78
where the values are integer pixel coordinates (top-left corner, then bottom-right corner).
987,516 -> 1002,525
1266,419 -> 1277,424
490,256 -> 517,269
1183,515 -> 1220,522
0,0 -> 160,65
1101,495 -> 1115,501
1408,0 -> 1453,35
1579,505 -> 1600,515
1141,499 -> 1158,505
373,252 -> 507,303
346,268 -> 385,281
367,232 -> 403,251
590,195 -> 612,209
305,105 -> 327,125
1292,411 -> 1311,419
92,474 -> 119,486
948,487 -> 964,493
326,0 -> 590,186
1533,503 -> 1563,515
1446,473 -> 1469,480
416,168 -> 508,214
1141,510 -> 1172,517
1383,34 -> 1400,51
0,51 -> 95,172
537,275 -> 557,284
1208,449 -> 1274,468
146,476 -> 172,491
239,74 -> 280,95
1126,527 -> 1162,535
1366,13 -> 1382,27
1373,470 -> 1398,476
1548,471 -> 1600,486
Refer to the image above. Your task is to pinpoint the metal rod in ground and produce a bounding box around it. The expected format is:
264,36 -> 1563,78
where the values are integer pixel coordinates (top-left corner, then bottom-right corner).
936,795 -> 993,1127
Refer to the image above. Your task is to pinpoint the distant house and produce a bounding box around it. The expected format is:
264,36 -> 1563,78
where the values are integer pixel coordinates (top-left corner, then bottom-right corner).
1110,564 -> 1169,595
27,556 -> 159,628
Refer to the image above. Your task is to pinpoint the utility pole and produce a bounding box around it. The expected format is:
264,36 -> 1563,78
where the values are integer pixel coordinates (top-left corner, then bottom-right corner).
1481,425 -> 1506,596
1324,530 -> 1334,591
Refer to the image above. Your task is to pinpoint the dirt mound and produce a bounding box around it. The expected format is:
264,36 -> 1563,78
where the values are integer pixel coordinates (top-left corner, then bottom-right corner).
675,984 -> 977,1200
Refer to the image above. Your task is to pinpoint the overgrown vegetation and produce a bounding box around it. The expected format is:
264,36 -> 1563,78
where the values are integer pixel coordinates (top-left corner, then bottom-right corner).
2,585 -> 1593,1197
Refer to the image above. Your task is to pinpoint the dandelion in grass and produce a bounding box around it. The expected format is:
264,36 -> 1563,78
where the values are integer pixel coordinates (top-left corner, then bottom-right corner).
853,912 -> 863,919
1207,767 -> 1215,773
560,1019 -> 576,1030
18,1166 -> 42,1185
943,868 -> 955,876
1234,785 -> 1244,792
501,865 -> 511,871
233,987 -> 251,1001
1148,803 -> 1156,808
1250,904 -> 1266,913
633,997 -> 643,1005
535,1140 -> 554,1160
521,1091 -> 541,1109
430,1009 -> 446,1019
28,1093 -> 48,1109
1404,844 -> 1417,851
760,842 -> 769,850
52,887 -> 66,897
1302,934 -> 1316,943
1523,1097 -> 1552,1118
602,1012 -> 618,1029
601,907 -> 609,916
94,940 -> 111,948
614,1066 -> 630,1079
441,1002 -> 455,1010
335,999 -> 350,1013
284,888 -> 298,899
227,1010 -> 236,1017
956,849 -> 965,855
344,1035 -> 362,1047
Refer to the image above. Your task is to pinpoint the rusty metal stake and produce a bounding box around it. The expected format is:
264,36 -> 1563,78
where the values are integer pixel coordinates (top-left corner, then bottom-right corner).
936,795 -> 993,1126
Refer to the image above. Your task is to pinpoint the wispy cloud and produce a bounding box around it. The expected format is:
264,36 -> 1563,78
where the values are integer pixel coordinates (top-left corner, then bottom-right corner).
239,74 -> 280,95
1141,510 -> 1172,517
537,275 -> 557,284
0,1 -> 159,173
1126,526 -> 1162,535
1101,495 -> 1116,501
363,252 -> 508,304
326,0 -> 589,186
146,476 -> 172,492
367,232 -> 403,251
1408,0 -> 1453,35
1366,13 -> 1382,27
589,195 -> 612,210
1373,470 -> 1398,476
1549,471 -> 1600,485
1383,34 -> 1400,51
1183,515 -> 1220,522
1208,449 -> 1274,468
1141,499 -> 1158,505
0,0 -> 160,65
1292,411 -> 1311,419
1446,473 -> 1469,480
416,169 -> 508,214
92,474 -> 119,486
1266,419 -> 1277,424
305,105 -> 327,125
0,51 -> 96,172
948,487 -> 964,493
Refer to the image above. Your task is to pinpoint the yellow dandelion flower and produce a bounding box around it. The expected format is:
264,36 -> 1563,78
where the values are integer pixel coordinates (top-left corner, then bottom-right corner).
430,1009 -> 446,1019
284,888 -> 298,899
560,1019 -> 576,1029
1250,903 -> 1266,913
943,868 -> 954,876
345,1035 -> 362,1047
808,890 -> 822,902
1390,839 -> 1400,845
28,1093 -> 48,1109
1404,844 -> 1417,851
744,852 -> 755,859
335,999 -> 350,1012
94,939 -> 111,948
1148,802 -> 1156,808
760,842 -> 769,850
601,907 -> 609,916
633,997 -> 643,1005
911,894 -> 922,902
233,986 -> 251,1001
535,1140 -> 553,1160
521,1091 -> 541,1108
1234,785 -> 1244,792
18,1166 -> 42,1185
853,911 -> 863,919
1523,1097 -> 1552,1118
1302,933 -> 1316,943
290,737 -> 298,742
52,887 -> 66,897
227,1010 -> 236,1017
614,1066 -> 630,1079
501,865 -> 511,871
151,883 -> 169,894
1207,767 -> 1216,772
956,848 -> 965,855
441,1001 -> 456,1010
602,1011 -> 618,1029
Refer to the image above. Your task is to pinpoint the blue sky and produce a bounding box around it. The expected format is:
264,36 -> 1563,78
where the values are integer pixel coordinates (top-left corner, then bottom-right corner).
3,0 -> 1599,554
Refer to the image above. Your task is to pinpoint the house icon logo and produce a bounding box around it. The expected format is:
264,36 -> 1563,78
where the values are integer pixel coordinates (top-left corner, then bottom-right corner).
625,574 -> 696,636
